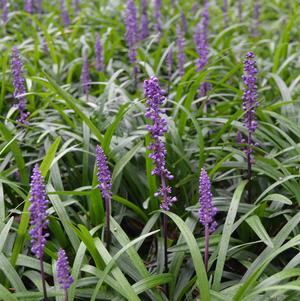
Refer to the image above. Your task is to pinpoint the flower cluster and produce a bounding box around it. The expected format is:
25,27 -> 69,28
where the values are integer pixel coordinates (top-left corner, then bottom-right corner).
74,0 -> 80,13
194,1 -> 210,96
57,248 -> 74,290
1,0 -> 8,23
95,33 -> 104,72
144,76 -> 176,211
242,52 -> 258,135
241,51 -> 259,159
153,0 -> 162,36
140,0 -> 149,39
223,0 -> 228,28
24,0 -> 34,14
96,145 -> 112,201
61,0 -> 70,27
29,164 -> 49,259
125,0 -> 138,66
36,0 -> 42,14
176,24 -> 185,77
11,46 -> 29,125
181,11 -> 187,32
198,168 -> 217,232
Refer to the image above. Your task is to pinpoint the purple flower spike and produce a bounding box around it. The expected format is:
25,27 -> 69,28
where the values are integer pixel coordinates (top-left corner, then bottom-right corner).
35,0 -> 42,14
242,52 -> 258,135
242,52 -> 258,154
95,33 -> 104,72
96,145 -> 112,201
61,0 -> 70,27
180,11 -> 187,33
194,1 -> 210,96
11,46 -> 29,125
57,248 -> 74,290
195,1 -> 209,71
198,168 -> 217,233
29,164 -> 49,259
222,0 -> 228,28
1,0 -> 8,23
140,0 -> 149,39
144,76 -> 176,211
176,24 -> 185,77
96,144 -> 112,249
125,0 -> 139,71
24,0 -> 34,14
73,0 -> 80,13
153,0 -> 162,37
81,54 -> 90,100
42,37 -> 49,54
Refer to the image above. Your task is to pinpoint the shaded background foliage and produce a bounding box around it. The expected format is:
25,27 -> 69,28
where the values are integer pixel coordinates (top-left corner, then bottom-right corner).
0,0 -> 300,300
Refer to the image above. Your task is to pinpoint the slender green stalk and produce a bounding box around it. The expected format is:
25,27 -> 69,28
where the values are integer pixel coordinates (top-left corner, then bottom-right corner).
40,255 -> 48,301
204,225 -> 209,272
105,196 -> 111,251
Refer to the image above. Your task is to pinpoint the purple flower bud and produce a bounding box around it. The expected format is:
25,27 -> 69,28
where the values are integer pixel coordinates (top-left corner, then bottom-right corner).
11,46 -> 29,125
80,54 -> 90,100
73,0 -> 80,13
1,0 -> 8,23
144,76 -> 176,211
61,0 -> 70,27
140,0 -> 149,39
57,248 -> 74,289
242,51 -> 258,164
195,1 -> 209,70
242,51 -> 258,135
95,33 -> 104,72
42,37 -> 49,55
194,2 -> 210,96
29,164 -> 49,259
153,0 -> 162,36
236,131 -> 243,144
180,11 -> 187,33
24,0 -> 34,14
96,145 -> 112,201
35,0 -> 42,14
222,0 -> 228,28
176,24 -> 185,77
125,0 -> 139,69
198,168 -> 217,233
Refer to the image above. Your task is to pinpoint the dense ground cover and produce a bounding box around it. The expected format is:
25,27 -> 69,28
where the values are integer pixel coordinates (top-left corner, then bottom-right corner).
1,0 -> 300,300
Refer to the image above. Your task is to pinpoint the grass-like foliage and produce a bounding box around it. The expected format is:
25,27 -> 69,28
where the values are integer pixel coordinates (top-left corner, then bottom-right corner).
0,0 -> 300,300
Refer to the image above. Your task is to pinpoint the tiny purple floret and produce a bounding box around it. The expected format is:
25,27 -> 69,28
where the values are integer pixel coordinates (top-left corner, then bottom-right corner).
96,145 -> 112,201
198,168 -> 217,232
29,164 -> 49,259
144,76 -> 176,211
57,248 -> 74,289
11,46 -> 29,125
176,24 -> 185,77
95,33 -> 104,72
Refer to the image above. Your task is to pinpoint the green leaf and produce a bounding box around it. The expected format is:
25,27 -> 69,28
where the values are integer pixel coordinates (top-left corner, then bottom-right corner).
112,140 -> 143,183
165,212 -> 211,301
10,137 -> 61,267
246,215 -> 273,248
213,180 -> 247,291
43,71 -> 103,143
